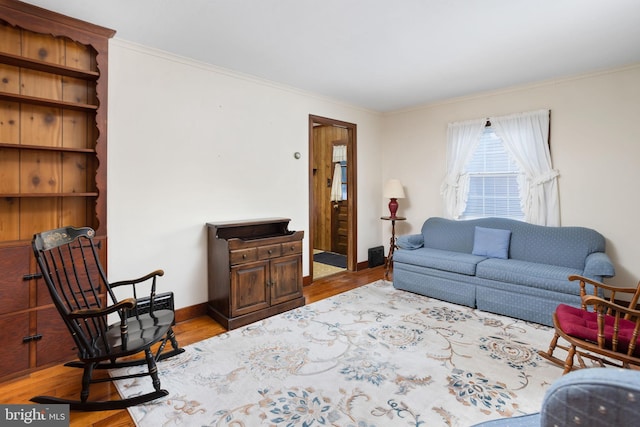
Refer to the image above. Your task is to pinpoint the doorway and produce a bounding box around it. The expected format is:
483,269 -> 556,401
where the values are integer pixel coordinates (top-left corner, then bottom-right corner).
308,115 -> 357,281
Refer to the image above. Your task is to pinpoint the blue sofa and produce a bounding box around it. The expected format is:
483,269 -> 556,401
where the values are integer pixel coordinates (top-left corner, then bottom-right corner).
393,217 -> 615,326
471,368 -> 640,426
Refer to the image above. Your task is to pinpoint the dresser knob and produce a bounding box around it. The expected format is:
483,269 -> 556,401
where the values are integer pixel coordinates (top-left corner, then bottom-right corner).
268,250 -> 272,254
242,254 -> 247,259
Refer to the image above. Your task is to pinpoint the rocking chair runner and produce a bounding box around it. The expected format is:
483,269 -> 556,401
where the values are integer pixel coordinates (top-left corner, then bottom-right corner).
539,274 -> 640,374
31,226 -> 184,411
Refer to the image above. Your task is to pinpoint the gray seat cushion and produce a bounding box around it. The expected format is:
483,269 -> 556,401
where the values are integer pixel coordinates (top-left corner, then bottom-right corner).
476,258 -> 582,294
394,247 -> 486,276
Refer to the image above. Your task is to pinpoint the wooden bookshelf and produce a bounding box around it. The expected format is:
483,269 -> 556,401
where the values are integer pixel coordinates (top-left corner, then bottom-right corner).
0,0 -> 114,379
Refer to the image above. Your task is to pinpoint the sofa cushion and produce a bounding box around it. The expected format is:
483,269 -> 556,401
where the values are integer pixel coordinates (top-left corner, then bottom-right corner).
421,217 -> 477,253
556,304 -> 640,356
476,258 -> 582,294
393,263 -> 477,307
394,247 -> 486,276
472,226 -> 511,259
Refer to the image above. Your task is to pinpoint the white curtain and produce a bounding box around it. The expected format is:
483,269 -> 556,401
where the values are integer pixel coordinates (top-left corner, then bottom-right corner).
330,164 -> 342,201
330,145 -> 347,202
332,145 -> 347,163
491,109 -> 559,226
440,118 -> 486,219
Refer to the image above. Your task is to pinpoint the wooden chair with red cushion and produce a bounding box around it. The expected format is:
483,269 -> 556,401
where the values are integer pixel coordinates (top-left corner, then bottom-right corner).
539,274 -> 640,374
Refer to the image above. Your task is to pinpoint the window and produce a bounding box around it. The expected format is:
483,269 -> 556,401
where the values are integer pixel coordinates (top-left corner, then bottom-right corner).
340,160 -> 347,200
331,145 -> 347,202
460,126 -> 524,220
442,110 -> 557,225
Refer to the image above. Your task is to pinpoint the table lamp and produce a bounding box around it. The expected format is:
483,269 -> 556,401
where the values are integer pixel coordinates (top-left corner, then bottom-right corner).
383,179 -> 405,218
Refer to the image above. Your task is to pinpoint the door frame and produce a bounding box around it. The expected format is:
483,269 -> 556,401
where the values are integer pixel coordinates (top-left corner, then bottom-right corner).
308,115 -> 357,281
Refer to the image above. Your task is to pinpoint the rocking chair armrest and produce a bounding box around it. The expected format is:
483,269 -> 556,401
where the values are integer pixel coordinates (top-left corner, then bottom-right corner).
110,269 -> 165,289
68,298 -> 137,319
582,295 -> 640,318
569,275 -> 638,295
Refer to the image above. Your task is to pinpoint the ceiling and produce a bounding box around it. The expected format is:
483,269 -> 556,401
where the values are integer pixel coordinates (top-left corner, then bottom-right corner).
18,0 -> 640,112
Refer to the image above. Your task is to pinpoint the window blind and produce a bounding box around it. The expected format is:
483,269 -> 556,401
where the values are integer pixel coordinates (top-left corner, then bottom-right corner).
461,127 -> 524,220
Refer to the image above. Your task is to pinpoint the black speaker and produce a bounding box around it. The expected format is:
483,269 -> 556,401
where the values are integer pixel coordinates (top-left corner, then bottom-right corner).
368,246 -> 384,268
127,292 -> 175,324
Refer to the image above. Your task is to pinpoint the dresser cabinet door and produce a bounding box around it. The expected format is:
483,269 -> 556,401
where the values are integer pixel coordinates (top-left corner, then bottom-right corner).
0,246 -> 30,315
0,312 -> 30,374
230,260 -> 270,317
270,254 -> 303,306
0,247 -> 32,377
36,307 -> 76,366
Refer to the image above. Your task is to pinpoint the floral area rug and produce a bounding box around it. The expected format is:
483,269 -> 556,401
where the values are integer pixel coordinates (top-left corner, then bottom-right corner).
112,280 -> 562,426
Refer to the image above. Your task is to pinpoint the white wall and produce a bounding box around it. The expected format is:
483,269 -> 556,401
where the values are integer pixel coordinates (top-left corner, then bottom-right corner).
107,38 -> 639,307
381,64 -> 640,286
107,40 -> 383,309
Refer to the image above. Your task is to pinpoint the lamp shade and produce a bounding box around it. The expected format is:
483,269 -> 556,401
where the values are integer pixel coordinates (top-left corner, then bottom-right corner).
383,179 -> 405,199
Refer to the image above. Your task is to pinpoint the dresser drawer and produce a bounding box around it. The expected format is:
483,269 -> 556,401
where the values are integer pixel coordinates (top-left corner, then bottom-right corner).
230,248 -> 258,265
258,244 -> 282,260
281,241 -> 302,255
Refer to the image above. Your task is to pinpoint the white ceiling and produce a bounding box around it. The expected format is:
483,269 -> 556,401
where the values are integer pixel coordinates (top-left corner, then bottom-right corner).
19,0 -> 640,112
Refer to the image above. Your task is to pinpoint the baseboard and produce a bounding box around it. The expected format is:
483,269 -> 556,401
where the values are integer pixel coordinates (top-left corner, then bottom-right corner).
175,302 -> 207,323
180,261 -> 383,321
356,259 -> 371,270
303,260 -> 378,285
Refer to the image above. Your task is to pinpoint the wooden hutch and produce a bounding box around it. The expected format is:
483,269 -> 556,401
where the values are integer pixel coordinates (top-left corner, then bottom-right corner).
0,0 -> 114,379
207,218 -> 305,330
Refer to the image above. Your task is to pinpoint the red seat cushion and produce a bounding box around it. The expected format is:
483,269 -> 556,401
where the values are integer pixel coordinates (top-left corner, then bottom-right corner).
556,304 -> 640,356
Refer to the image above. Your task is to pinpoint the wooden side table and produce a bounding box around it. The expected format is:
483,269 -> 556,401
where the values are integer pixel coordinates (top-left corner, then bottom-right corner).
381,216 -> 406,279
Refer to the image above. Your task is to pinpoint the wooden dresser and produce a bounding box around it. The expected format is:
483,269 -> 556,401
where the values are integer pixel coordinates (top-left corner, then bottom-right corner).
207,218 -> 304,330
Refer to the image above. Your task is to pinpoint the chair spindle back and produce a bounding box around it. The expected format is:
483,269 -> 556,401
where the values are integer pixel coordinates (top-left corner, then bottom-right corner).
33,227 -> 113,359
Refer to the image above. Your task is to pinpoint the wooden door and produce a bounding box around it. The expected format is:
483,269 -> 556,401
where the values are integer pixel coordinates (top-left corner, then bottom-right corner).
312,126 -> 348,252
309,115 -> 357,279
331,201 -> 348,255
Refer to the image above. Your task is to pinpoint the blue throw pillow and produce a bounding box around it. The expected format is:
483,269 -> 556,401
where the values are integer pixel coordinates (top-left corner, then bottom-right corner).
472,226 -> 511,259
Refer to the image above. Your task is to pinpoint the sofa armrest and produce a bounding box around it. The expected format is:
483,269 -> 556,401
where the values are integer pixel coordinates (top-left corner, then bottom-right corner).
396,234 -> 423,250
541,368 -> 640,426
583,252 -> 615,278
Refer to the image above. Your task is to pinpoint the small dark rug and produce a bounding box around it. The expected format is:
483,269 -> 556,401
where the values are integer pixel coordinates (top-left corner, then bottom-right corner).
313,251 -> 347,268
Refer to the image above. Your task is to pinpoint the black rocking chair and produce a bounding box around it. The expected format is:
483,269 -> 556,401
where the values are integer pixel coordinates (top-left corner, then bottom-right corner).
31,226 -> 184,411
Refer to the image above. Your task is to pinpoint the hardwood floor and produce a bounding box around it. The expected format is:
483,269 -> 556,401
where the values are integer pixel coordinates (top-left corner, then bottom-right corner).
0,266 -> 385,427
